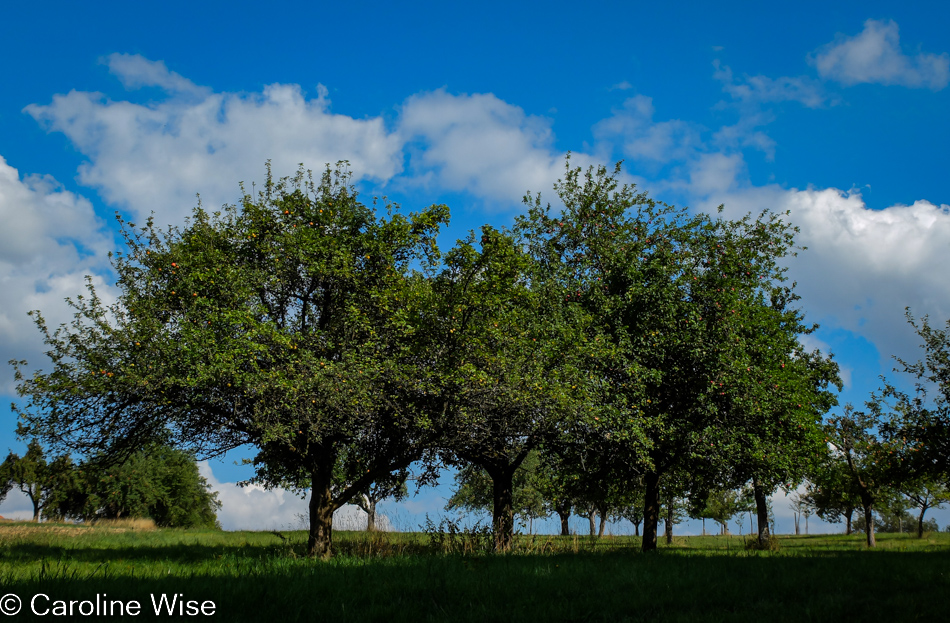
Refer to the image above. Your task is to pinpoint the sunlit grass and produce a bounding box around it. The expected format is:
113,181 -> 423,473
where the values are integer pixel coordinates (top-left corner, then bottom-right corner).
1,523 -> 947,621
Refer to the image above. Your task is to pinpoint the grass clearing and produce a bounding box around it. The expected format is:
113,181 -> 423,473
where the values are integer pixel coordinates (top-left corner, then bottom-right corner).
0,523 -> 947,621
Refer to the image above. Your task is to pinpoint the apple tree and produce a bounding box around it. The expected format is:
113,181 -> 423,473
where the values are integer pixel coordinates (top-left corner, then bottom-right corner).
13,164 -> 448,556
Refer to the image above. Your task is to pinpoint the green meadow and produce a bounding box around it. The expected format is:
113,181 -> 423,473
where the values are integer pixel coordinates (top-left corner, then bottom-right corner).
1,523 -> 947,621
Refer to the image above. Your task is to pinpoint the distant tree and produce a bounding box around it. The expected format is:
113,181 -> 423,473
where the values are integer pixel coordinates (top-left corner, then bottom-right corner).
534,455 -> 580,536
703,489 -> 742,535
620,493 -> 646,537
805,455 -> 862,535
446,450 -> 547,533
853,510 -> 938,535
826,405 -> 905,547
354,468 -> 411,532
882,312 -> 950,488
902,480 -> 949,538
0,440 -> 72,521
55,445 -> 221,528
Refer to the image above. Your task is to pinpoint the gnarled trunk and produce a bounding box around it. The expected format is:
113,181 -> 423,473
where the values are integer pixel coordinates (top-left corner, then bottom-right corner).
917,508 -> 927,538
598,512 -> 607,538
642,471 -> 661,552
587,509 -> 596,536
489,467 -> 515,552
556,500 -> 571,536
753,478 -> 771,547
307,450 -> 336,557
364,496 -> 377,532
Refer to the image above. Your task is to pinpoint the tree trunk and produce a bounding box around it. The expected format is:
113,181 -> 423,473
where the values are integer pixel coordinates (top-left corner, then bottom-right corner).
634,520 -> 640,537
862,502 -> 876,548
555,504 -> 571,536
307,452 -> 337,557
702,517 -> 706,536
490,468 -> 515,552
587,510 -> 596,537
845,507 -> 853,535
642,471 -> 661,552
29,491 -> 40,523
664,496 -> 673,544
752,478 -> 771,547
917,507 -> 926,538
365,497 -> 377,532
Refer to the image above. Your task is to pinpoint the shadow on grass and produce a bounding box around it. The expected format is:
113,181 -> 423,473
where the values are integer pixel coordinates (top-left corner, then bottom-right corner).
2,542 -> 948,622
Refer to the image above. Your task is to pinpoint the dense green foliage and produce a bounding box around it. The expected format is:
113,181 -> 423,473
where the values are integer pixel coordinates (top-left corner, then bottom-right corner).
0,442 -> 220,528
10,158 -> 949,555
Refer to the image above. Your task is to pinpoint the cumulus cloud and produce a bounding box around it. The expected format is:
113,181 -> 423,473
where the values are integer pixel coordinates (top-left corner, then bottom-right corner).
811,19 -> 949,90
27,57 -> 594,221
397,89 -> 574,205
694,175 -> 950,365
0,155 -> 115,394
104,53 -> 210,97
593,95 -> 700,164
26,56 -> 404,226
199,463 -> 384,531
713,60 -> 829,108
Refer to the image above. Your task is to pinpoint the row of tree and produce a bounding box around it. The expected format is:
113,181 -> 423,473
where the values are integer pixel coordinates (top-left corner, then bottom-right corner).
10,158 -> 948,555
447,447 -> 946,540
0,441 -> 220,527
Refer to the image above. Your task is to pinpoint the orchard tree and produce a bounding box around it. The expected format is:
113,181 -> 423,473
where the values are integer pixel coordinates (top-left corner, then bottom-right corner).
13,164 -> 448,556
883,312 -> 950,487
433,226 -> 596,551
518,158 -> 827,551
0,440 -> 72,521
446,451 -> 547,534
354,467 -> 411,532
805,457 -> 862,535
901,480 -> 948,538
55,445 -> 221,527
826,404 -> 906,548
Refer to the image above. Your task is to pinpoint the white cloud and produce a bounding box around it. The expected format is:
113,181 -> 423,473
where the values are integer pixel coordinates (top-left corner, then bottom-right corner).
0,489 -> 34,520
713,60 -> 828,108
397,89 -> 572,205
27,58 -> 595,221
687,152 -> 747,197
811,19 -> 949,90
103,53 -> 210,97
199,463 -> 386,531
26,57 -> 404,226
0,155 -> 115,393
697,179 -> 950,366
593,95 -> 700,164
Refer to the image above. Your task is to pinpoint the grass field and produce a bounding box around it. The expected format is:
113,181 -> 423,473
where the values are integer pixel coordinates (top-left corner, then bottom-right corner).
0,522 -> 947,621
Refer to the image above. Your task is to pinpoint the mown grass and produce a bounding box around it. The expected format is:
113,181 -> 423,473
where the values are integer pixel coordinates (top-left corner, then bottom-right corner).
0,523 -> 947,621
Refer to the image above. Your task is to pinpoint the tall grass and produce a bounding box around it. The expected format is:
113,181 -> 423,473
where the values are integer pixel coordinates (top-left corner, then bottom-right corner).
1,523 -> 947,621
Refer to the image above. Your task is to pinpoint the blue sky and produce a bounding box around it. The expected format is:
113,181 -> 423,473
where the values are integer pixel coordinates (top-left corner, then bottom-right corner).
1,2 -> 948,533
